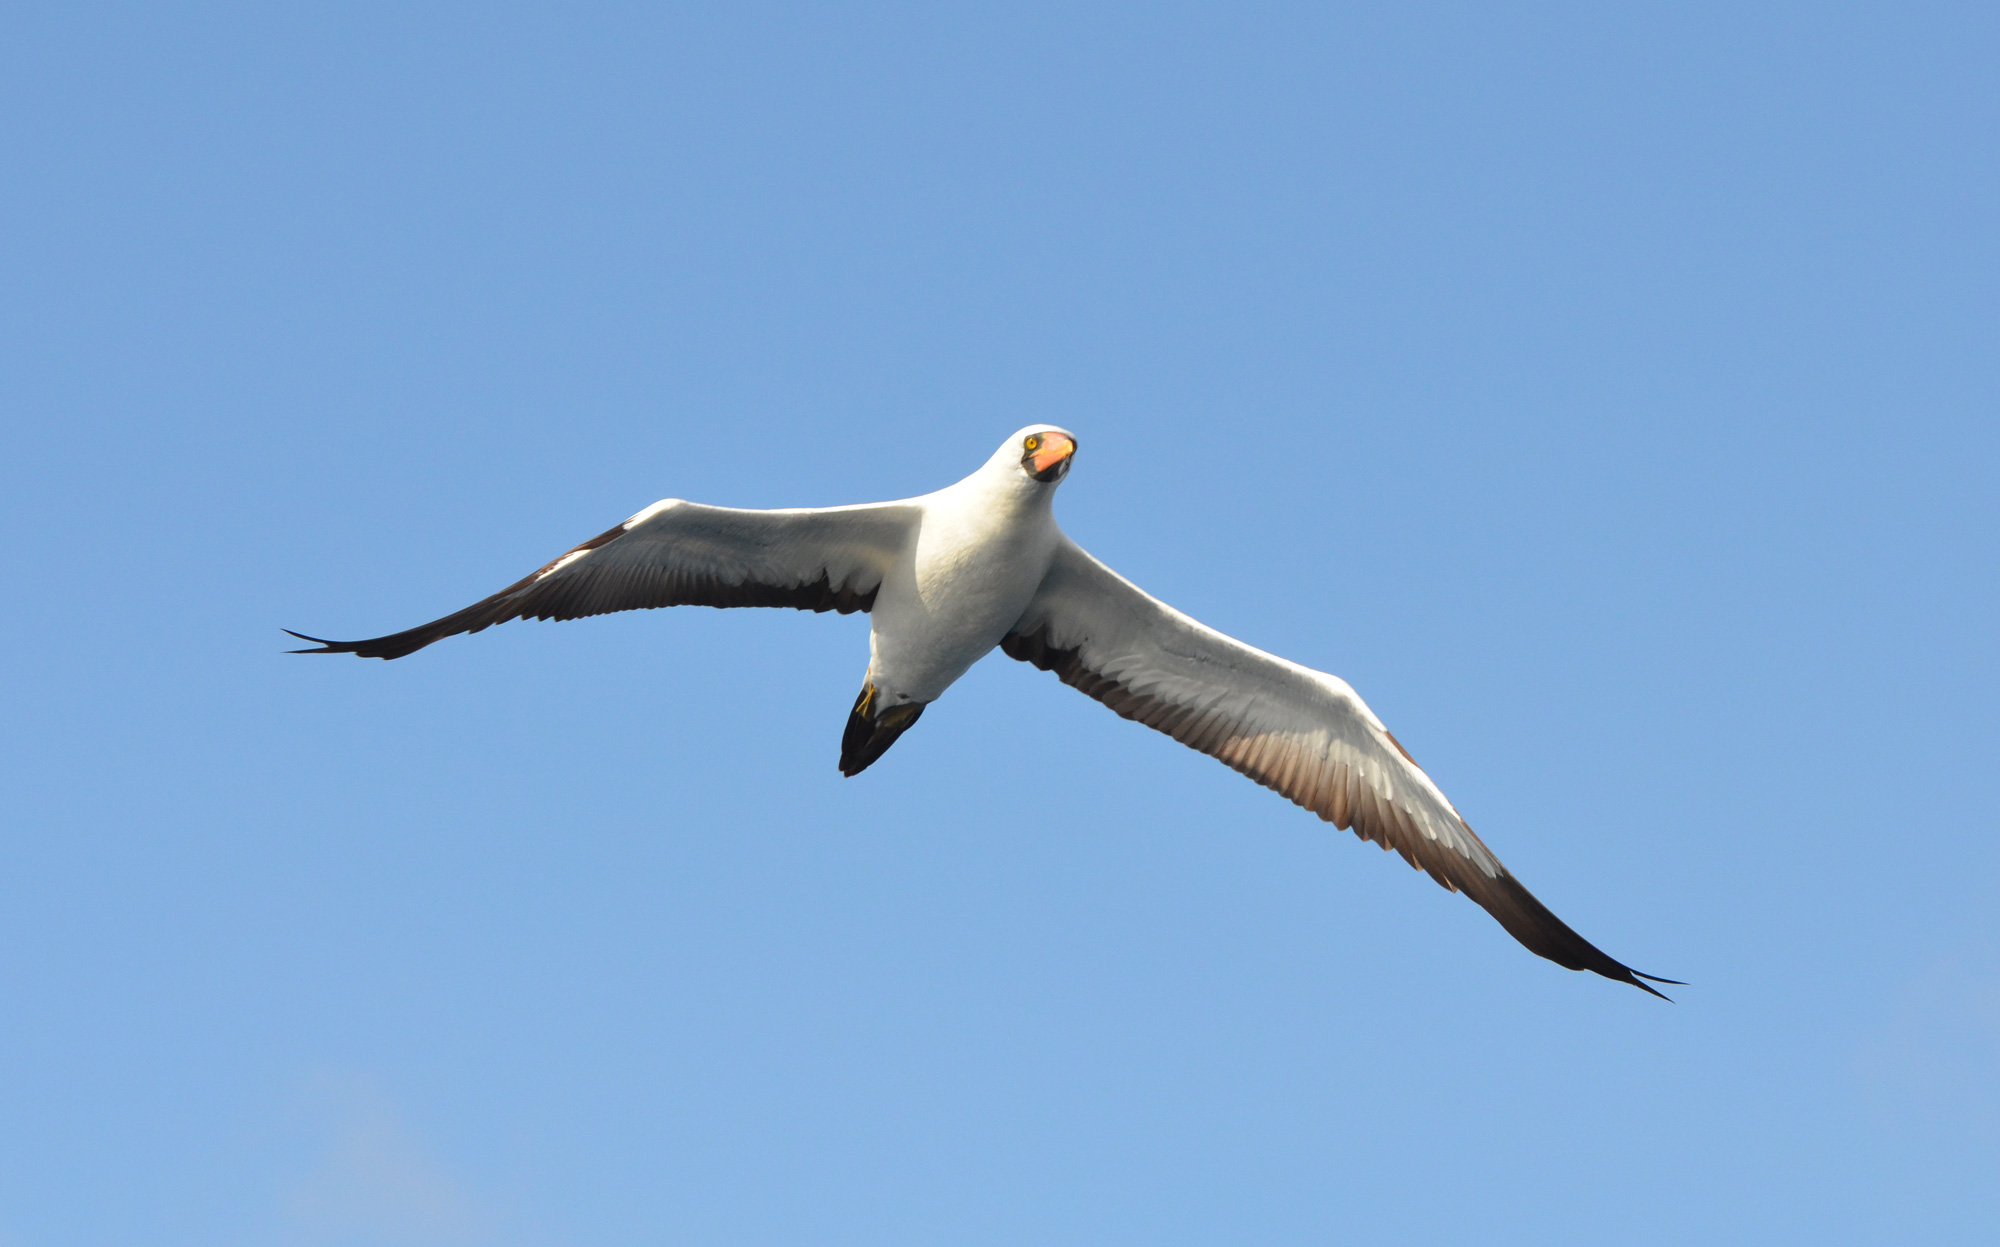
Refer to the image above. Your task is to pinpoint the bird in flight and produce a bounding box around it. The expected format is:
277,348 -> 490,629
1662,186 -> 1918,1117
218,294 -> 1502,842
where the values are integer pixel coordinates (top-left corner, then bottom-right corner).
291,426 -> 1676,997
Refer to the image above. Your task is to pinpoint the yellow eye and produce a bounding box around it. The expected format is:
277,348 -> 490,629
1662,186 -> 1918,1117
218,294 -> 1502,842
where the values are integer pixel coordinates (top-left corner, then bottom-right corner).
1024,435 -> 1040,450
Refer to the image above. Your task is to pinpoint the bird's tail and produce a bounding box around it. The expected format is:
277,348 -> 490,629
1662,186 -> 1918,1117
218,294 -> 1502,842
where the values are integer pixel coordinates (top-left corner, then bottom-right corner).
839,683 -> 926,777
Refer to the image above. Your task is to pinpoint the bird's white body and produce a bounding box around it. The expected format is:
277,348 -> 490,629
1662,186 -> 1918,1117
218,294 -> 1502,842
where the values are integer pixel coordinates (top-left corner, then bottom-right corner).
870,438 -> 1063,704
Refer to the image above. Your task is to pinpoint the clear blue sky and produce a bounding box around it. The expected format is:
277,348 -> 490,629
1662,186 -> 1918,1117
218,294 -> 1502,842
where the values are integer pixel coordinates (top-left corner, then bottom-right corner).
4,3 -> 1996,1243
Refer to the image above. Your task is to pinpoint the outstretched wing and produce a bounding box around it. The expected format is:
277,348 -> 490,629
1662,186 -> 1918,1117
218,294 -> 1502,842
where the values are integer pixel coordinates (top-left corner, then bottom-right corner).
290,499 -> 919,660
1001,534 -> 1675,996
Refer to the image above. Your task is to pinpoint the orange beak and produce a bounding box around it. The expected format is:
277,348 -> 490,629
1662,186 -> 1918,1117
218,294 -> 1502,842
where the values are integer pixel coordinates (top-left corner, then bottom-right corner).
1028,431 -> 1076,476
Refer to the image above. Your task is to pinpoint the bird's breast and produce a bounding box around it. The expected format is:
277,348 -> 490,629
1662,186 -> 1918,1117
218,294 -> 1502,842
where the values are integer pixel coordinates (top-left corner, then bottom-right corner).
867,504 -> 1056,702
910,506 -> 1051,618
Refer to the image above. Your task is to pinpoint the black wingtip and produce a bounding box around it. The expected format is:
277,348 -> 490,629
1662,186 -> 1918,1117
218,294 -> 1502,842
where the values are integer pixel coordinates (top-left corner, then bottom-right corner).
1464,869 -> 1680,1000
1623,973 -> 1676,1002
283,628 -> 344,654
1627,969 -> 1686,1002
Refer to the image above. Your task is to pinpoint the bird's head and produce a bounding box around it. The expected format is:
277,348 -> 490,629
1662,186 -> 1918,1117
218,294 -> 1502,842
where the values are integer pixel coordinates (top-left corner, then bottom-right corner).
1012,426 -> 1077,485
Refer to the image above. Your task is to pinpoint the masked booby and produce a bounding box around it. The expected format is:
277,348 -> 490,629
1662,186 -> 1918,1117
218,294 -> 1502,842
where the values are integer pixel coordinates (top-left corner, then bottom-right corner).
290,426 -> 1676,997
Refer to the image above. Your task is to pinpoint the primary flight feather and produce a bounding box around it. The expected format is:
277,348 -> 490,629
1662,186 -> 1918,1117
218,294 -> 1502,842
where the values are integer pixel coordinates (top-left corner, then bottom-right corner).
291,427 -> 1676,997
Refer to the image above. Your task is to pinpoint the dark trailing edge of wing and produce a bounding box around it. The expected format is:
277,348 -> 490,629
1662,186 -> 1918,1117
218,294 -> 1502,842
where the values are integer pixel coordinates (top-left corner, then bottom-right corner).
288,522 -> 879,661
1000,626 -> 1681,999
